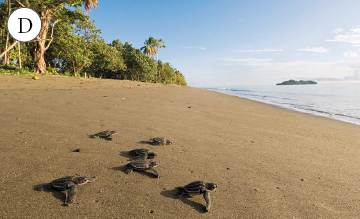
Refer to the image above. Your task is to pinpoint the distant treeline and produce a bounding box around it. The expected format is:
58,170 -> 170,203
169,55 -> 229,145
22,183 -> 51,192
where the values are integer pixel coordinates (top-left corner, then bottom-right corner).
276,80 -> 317,85
0,0 -> 186,85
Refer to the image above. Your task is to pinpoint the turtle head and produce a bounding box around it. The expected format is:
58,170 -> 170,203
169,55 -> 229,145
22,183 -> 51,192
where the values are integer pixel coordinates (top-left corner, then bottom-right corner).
110,131 -> 117,135
150,161 -> 157,167
205,183 -> 217,191
166,140 -> 172,145
148,152 -> 157,159
74,176 -> 97,185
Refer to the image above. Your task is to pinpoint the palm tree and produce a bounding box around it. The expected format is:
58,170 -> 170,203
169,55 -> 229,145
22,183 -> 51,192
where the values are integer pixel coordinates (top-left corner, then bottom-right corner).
140,36 -> 157,57
153,39 -> 165,83
141,37 -> 166,59
141,37 -> 166,83
154,38 -> 166,61
83,0 -> 98,11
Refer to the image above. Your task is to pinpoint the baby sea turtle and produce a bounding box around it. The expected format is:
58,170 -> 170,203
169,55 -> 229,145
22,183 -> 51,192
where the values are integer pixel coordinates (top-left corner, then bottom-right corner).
129,148 -> 157,160
175,181 -> 217,212
90,130 -> 116,140
150,137 -> 172,145
37,176 -> 97,206
125,160 -> 158,177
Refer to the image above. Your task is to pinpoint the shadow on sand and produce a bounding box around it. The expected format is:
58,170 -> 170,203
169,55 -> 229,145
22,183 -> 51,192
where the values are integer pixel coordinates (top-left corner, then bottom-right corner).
112,165 -> 158,178
119,151 -> 133,160
160,188 -> 207,213
138,140 -> 153,145
88,135 -> 113,141
33,183 -> 67,206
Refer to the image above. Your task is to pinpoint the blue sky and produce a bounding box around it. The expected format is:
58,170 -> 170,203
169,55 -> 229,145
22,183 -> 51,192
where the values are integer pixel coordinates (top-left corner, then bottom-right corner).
86,0 -> 360,86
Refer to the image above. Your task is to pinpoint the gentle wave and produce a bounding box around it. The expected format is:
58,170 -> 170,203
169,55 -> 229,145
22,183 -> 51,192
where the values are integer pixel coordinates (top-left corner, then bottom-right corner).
205,84 -> 360,126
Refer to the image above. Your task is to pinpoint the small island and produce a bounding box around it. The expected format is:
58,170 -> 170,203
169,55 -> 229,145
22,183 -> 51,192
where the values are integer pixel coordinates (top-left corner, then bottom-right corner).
276,80 -> 317,85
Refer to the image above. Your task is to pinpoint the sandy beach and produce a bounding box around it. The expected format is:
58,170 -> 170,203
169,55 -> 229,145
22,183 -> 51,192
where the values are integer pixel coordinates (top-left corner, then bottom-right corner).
0,75 -> 360,218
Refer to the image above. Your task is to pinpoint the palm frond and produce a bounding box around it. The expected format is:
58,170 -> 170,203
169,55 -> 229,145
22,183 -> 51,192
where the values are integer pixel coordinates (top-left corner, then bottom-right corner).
84,0 -> 98,11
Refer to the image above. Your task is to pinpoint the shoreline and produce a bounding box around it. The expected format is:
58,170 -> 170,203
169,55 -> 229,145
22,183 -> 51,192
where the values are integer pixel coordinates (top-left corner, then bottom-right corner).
203,86 -> 360,127
1,75 -> 360,218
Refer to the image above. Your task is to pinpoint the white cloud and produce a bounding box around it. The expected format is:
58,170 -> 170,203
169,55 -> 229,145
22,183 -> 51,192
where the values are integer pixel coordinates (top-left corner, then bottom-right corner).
239,48 -> 283,52
190,59 -> 357,86
326,35 -> 360,44
218,57 -> 345,77
307,69 -> 360,81
343,49 -> 357,57
344,70 -> 360,80
348,63 -> 360,68
217,58 -> 273,64
197,47 -> 206,50
298,47 -> 329,53
350,28 -> 360,33
326,28 -> 360,44
333,28 -> 344,34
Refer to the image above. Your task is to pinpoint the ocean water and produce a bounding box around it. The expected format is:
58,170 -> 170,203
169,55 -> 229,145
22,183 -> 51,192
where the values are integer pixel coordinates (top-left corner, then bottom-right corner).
205,84 -> 360,126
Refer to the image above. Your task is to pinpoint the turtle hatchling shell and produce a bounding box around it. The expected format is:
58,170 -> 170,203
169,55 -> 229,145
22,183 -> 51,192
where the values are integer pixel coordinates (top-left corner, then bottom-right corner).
50,176 -> 75,190
183,181 -> 206,193
127,160 -> 153,170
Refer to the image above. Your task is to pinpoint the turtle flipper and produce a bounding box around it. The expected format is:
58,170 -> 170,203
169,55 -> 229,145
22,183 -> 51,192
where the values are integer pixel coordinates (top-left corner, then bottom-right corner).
65,185 -> 77,206
125,167 -> 133,174
203,190 -> 211,212
149,167 -> 159,178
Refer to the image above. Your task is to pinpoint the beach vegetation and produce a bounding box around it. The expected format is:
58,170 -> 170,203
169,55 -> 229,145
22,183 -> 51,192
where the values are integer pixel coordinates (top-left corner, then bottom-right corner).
0,0 -> 186,85
0,64 -> 71,76
141,36 -> 167,83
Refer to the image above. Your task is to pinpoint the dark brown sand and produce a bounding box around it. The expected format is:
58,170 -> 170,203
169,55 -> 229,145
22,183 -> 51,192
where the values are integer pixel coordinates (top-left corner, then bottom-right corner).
0,75 -> 360,218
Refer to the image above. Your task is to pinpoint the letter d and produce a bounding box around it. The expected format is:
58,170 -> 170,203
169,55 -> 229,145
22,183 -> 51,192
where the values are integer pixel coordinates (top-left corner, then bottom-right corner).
18,18 -> 33,33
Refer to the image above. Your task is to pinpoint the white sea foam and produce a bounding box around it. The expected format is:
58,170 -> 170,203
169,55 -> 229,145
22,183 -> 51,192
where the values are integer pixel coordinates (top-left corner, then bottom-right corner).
205,84 -> 360,126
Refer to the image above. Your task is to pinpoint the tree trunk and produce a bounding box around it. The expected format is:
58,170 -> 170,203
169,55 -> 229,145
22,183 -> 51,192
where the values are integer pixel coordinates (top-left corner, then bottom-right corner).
33,7 -> 52,73
72,61 -> 77,77
33,42 -> 47,73
0,41 -> 18,59
18,42 -> 21,68
4,30 -> 8,65
155,61 -> 158,83
4,0 -> 11,65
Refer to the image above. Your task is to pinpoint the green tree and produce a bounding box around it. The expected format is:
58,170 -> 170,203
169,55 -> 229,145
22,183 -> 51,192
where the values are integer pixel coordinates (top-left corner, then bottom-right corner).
111,39 -> 124,54
157,59 -> 164,83
141,36 -> 166,83
86,40 -> 126,78
44,8 -> 99,76
12,0 -> 98,73
174,70 -> 187,85
163,62 -> 175,84
123,42 -> 156,82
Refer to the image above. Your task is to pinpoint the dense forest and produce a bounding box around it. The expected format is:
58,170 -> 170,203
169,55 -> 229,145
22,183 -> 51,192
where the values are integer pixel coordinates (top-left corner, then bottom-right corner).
0,0 -> 187,85
276,80 -> 317,85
